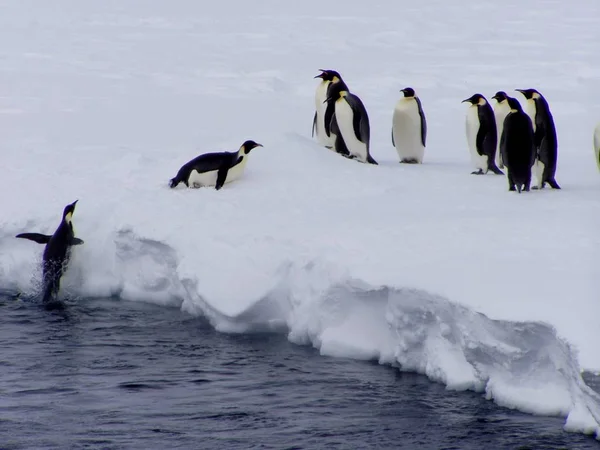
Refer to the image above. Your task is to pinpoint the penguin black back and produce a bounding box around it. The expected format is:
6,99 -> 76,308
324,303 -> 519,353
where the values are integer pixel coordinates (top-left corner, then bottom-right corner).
16,200 -> 84,305
500,97 -> 536,193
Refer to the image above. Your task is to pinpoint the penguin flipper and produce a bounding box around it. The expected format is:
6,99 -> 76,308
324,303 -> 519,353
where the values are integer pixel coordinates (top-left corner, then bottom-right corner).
312,111 -> 317,138
71,237 -> 84,246
416,97 -> 427,147
324,100 -> 335,137
346,95 -> 370,145
216,158 -> 236,190
15,233 -> 51,244
391,128 -> 395,147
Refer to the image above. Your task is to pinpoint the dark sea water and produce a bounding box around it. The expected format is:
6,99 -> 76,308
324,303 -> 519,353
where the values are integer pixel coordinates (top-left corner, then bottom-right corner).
0,295 -> 598,450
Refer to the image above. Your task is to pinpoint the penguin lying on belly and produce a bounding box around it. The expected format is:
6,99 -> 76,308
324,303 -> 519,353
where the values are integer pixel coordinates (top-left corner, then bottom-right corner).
169,140 -> 263,190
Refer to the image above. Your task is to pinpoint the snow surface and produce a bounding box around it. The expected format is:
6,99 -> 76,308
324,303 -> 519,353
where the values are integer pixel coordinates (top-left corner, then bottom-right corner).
1,0 -> 600,439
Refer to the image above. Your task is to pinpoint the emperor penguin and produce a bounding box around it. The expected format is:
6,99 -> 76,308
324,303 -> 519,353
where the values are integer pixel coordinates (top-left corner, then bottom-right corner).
462,93 -> 503,175
594,122 -> 600,172
500,97 -> 536,193
325,81 -> 377,164
16,200 -> 84,306
391,87 -> 427,164
516,88 -> 560,189
491,91 -> 511,170
169,140 -> 263,190
313,69 -> 344,149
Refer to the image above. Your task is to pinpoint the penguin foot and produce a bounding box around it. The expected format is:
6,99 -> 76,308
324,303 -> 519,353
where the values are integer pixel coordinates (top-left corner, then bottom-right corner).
489,166 -> 504,175
400,158 -> 419,164
471,169 -> 485,175
192,182 -> 202,189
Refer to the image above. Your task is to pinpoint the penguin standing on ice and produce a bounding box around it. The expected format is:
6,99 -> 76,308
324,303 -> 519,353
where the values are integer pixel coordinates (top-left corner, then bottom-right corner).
313,69 -> 345,150
325,81 -> 377,164
594,122 -> 600,172
491,91 -> 511,170
462,93 -> 503,175
391,87 -> 427,164
500,97 -> 536,193
15,200 -> 84,306
516,88 -> 560,189
169,140 -> 263,190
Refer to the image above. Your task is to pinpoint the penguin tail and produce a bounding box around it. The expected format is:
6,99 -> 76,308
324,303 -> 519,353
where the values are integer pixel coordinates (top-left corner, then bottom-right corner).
366,155 -> 378,165
547,178 -> 561,189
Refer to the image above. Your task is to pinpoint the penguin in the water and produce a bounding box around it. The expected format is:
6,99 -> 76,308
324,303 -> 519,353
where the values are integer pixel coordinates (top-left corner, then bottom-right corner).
313,69 -> 344,150
462,93 -> 503,175
325,81 -> 377,164
391,87 -> 427,164
515,88 -> 560,189
169,140 -> 263,190
491,91 -> 511,170
594,122 -> 600,172
500,97 -> 536,193
15,200 -> 84,306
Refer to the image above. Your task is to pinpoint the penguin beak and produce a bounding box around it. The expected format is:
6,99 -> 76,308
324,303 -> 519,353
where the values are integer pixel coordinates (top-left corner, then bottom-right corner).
314,73 -> 325,79
71,199 -> 78,208
255,143 -> 263,148
461,98 -> 470,103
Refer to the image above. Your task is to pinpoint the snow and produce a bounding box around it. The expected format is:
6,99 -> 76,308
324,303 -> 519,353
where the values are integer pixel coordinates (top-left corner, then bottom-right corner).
1,0 -> 600,440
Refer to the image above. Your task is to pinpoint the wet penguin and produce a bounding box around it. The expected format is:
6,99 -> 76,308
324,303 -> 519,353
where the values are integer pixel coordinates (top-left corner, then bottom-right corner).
391,87 -> 427,164
325,81 -> 377,164
491,91 -> 511,170
169,140 -> 263,190
313,69 -> 344,150
516,88 -> 560,189
500,97 -> 536,193
462,93 -> 503,175
594,122 -> 600,172
15,200 -> 84,306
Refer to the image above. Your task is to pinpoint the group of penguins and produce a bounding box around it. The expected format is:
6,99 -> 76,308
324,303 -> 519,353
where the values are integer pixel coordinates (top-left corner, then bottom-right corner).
311,68 -> 563,193
13,69 -> 600,308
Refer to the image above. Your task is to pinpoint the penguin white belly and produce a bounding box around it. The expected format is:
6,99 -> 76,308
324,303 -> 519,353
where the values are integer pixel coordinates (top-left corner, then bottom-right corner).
335,99 -> 368,162
392,101 -> 424,163
524,100 -> 537,133
188,157 -> 248,188
533,159 -> 545,188
493,103 -> 510,168
594,123 -> 600,172
465,107 -> 488,171
314,81 -> 334,149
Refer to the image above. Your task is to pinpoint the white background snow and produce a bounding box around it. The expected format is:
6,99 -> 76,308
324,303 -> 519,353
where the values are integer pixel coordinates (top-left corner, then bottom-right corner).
0,0 -> 599,439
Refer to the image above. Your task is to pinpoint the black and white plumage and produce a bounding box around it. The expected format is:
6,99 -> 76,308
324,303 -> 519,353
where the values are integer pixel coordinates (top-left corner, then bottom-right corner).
500,97 -> 536,193
169,140 -> 263,190
313,69 -> 344,150
491,91 -> 511,170
391,87 -> 427,164
516,88 -> 560,189
15,200 -> 84,307
462,93 -> 503,175
325,81 -> 377,165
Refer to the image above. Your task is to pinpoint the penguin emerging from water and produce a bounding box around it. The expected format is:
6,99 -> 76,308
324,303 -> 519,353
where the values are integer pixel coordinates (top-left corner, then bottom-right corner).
169,140 -> 263,190
491,91 -> 511,170
391,87 -> 427,164
325,81 -> 378,164
313,69 -> 344,150
500,97 -> 536,193
462,93 -> 504,175
594,122 -> 600,172
15,200 -> 84,306
516,88 -> 560,189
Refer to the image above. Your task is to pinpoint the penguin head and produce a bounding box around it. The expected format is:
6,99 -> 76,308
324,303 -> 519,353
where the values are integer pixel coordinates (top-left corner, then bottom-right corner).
506,96 -> 523,112
324,81 -> 349,104
461,93 -> 487,106
240,140 -> 263,154
62,200 -> 78,224
516,88 -> 540,100
314,69 -> 342,83
491,91 -> 508,103
400,87 -> 416,98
